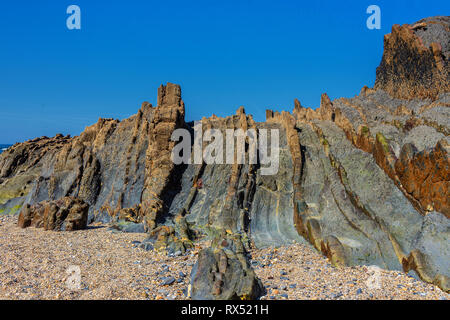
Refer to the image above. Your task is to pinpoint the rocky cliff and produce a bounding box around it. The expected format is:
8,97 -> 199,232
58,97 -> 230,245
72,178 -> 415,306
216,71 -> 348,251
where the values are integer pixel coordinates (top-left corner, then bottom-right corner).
0,16 -> 449,296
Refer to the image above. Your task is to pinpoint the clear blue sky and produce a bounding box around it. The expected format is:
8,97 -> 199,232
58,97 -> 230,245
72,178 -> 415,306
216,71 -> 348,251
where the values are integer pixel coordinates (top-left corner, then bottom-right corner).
0,0 -> 448,143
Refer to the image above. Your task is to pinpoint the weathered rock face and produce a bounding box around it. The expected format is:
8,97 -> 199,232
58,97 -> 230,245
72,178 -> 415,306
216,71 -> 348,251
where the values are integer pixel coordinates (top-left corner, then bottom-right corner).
0,17 -> 449,295
395,139 -> 449,216
0,134 -> 71,215
141,83 -> 186,231
18,197 -> 88,231
189,233 -> 265,300
375,16 -> 449,100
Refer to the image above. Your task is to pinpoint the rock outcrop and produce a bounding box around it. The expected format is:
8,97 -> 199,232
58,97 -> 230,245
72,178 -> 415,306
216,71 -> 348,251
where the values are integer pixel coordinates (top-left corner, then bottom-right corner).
0,134 -> 71,215
18,197 -> 88,231
0,17 -> 449,295
141,83 -> 186,231
189,233 -> 265,300
375,16 -> 449,100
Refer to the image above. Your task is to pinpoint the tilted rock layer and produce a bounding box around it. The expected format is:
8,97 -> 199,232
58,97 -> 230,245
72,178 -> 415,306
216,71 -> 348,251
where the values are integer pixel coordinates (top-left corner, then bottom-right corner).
189,233 -> 265,300
0,16 -> 449,295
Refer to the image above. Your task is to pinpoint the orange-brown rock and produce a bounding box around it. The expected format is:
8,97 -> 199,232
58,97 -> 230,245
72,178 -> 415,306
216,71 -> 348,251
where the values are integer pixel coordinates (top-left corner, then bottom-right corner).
141,83 -> 186,230
375,19 -> 449,100
319,93 -> 335,121
0,134 -> 71,179
395,140 -> 450,217
0,134 -> 72,211
18,197 -> 89,231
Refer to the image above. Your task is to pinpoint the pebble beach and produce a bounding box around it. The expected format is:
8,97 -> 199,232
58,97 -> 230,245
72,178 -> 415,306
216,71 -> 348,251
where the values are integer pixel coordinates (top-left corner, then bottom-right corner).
0,215 -> 448,300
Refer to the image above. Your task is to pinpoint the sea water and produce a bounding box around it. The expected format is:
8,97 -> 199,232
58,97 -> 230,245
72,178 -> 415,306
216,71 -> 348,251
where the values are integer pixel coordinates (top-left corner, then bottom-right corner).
0,144 -> 12,154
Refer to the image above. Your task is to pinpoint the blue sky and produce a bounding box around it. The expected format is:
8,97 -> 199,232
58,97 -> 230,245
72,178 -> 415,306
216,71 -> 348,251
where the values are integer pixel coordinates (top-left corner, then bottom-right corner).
0,0 -> 448,143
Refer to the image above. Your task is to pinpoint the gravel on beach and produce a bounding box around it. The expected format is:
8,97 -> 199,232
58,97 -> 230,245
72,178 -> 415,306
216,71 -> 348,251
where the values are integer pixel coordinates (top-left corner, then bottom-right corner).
0,215 -> 448,300
250,244 -> 449,300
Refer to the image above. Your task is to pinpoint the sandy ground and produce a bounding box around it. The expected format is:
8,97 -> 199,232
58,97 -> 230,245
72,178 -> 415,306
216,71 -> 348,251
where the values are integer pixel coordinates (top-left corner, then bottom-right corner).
0,215 -> 448,300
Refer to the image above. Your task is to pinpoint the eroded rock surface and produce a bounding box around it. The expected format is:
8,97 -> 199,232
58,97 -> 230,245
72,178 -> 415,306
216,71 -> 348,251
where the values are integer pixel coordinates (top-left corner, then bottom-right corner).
189,233 -> 265,300
18,197 -> 88,231
375,16 -> 449,100
0,134 -> 71,215
0,17 -> 449,295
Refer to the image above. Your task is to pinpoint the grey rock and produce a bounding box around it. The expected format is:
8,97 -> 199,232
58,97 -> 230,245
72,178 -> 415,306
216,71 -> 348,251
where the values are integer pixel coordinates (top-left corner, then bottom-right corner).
138,243 -> 154,251
189,234 -> 264,300
402,126 -> 445,152
112,221 -> 146,233
161,276 -> 176,286
331,292 -> 343,299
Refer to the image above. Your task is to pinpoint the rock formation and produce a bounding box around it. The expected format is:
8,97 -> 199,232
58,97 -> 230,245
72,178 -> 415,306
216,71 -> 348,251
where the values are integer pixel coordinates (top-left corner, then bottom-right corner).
141,83 -> 186,231
189,233 -> 265,300
375,16 -> 449,99
0,16 -> 449,295
18,197 -> 88,231
0,134 -> 71,215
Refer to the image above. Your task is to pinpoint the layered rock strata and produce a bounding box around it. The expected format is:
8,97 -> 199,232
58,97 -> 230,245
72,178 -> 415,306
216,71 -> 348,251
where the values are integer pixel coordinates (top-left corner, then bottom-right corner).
0,16 -> 449,295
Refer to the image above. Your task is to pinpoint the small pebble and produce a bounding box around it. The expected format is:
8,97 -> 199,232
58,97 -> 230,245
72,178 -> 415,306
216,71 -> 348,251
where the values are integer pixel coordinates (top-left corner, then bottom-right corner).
161,277 -> 175,286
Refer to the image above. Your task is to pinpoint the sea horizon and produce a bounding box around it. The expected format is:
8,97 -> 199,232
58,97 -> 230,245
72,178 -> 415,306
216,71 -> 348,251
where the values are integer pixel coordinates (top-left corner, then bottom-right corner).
0,144 -> 12,154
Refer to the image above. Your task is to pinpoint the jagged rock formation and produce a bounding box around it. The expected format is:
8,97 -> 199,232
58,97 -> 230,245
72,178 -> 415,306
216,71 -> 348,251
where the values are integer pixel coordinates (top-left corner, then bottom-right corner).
189,232 -> 265,300
141,83 -> 186,231
18,197 -> 88,231
0,16 -> 449,295
375,16 -> 449,99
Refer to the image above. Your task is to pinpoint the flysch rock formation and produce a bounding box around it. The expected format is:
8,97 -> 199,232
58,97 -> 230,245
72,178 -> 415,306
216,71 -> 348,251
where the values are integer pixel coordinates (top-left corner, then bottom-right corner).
0,16 -> 449,297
